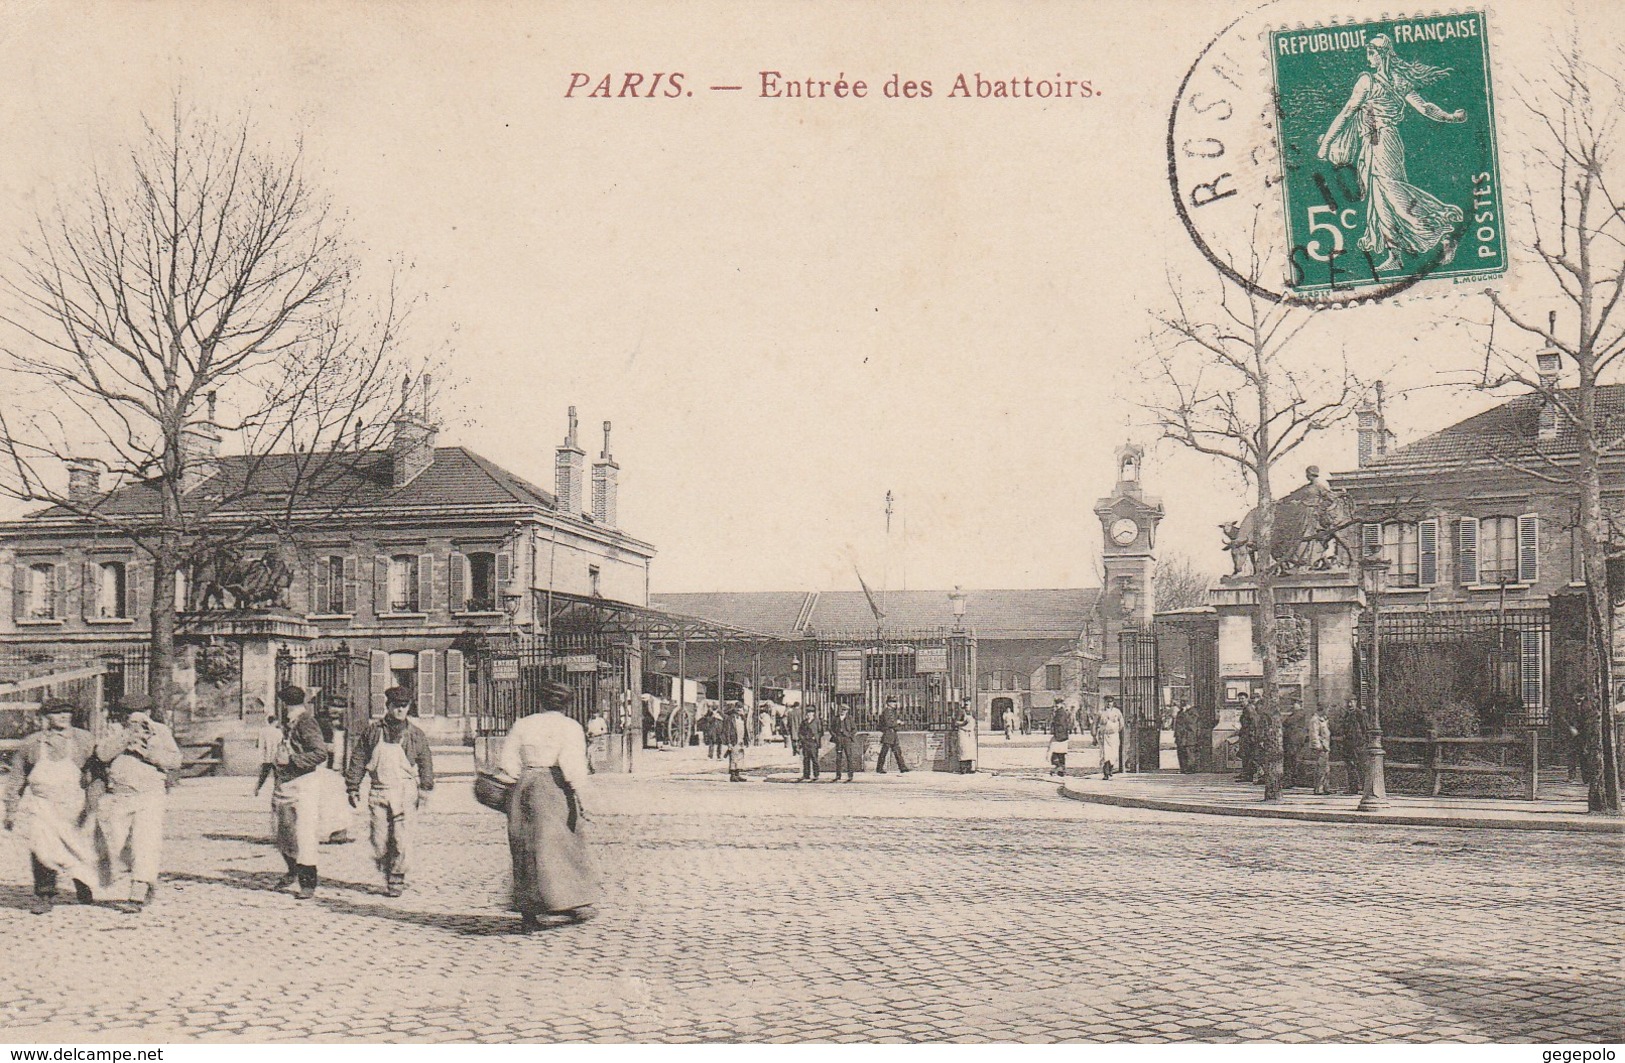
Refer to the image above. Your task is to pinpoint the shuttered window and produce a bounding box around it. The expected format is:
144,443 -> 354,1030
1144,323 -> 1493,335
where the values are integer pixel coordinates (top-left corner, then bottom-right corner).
1418,519 -> 1439,587
418,649 -> 441,716
1457,518 -> 1480,586
445,649 -> 466,716
17,561 -> 61,620
312,554 -> 358,615
1517,513 -> 1539,584
369,650 -> 390,716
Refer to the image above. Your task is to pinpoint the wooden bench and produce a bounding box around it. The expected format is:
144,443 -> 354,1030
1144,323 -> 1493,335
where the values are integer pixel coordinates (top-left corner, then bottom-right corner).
1385,729 -> 1539,799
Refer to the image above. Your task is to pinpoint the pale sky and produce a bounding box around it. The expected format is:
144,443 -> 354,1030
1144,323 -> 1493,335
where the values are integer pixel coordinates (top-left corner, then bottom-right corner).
0,0 -> 1615,595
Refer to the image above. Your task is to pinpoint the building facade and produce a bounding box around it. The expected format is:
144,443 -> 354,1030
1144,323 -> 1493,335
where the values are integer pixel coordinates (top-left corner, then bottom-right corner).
1330,377 -> 1625,732
0,397 -> 656,743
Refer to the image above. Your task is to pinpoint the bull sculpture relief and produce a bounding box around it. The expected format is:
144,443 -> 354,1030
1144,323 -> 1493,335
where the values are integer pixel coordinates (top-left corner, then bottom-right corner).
1220,467 -> 1357,578
189,539 -> 298,611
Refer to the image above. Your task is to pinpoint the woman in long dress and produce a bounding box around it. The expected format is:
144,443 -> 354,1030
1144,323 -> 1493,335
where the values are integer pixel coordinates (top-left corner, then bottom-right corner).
1317,34 -> 1468,272
496,680 -> 596,930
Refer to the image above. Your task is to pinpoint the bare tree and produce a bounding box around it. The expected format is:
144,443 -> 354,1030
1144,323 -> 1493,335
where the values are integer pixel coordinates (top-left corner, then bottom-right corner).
1140,250 -> 1361,801
0,102 -> 420,714
1475,34 -> 1625,813
1154,552 -> 1215,612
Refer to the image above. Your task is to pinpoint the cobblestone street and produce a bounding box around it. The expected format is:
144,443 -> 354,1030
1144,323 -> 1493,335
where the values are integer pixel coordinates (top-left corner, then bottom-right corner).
1,748 -> 1621,1044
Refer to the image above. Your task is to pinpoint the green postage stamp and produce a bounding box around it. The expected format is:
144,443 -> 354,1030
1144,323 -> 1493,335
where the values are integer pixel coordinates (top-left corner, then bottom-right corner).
1269,13 -> 1505,295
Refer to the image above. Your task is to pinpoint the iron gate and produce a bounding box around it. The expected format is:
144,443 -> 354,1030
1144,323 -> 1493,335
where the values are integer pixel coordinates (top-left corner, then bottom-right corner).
1152,611 -> 1220,771
1119,630 -> 1159,772
800,628 -> 974,731
468,633 -> 640,738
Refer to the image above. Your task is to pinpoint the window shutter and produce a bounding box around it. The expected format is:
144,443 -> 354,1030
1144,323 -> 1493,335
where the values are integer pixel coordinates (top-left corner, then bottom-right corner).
313,558 -> 330,615
11,561 -> 25,620
1518,513 -> 1539,585
445,649 -> 465,717
418,649 -> 440,716
1458,518 -> 1480,586
1361,523 -> 1382,561
373,555 -> 389,615
53,563 -> 66,619
1519,628 -> 1543,724
127,560 -> 145,623
418,553 -> 434,613
369,649 -> 389,716
497,550 -> 513,592
342,555 -> 358,615
82,561 -> 95,620
1418,519 -> 1439,587
448,551 -> 465,613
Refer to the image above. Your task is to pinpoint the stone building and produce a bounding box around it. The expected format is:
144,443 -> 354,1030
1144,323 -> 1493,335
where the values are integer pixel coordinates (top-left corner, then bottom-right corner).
0,393 -> 655,744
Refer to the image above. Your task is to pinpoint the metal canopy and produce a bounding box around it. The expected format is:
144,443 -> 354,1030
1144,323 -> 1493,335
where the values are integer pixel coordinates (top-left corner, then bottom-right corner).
538,590 -> 784,645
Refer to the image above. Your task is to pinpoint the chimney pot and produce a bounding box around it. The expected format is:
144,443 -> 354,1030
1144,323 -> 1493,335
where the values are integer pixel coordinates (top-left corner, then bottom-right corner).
592,420 -> 619,527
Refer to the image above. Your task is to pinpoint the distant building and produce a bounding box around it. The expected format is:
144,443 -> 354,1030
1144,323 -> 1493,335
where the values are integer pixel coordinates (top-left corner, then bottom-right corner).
649,588 -> 1104,728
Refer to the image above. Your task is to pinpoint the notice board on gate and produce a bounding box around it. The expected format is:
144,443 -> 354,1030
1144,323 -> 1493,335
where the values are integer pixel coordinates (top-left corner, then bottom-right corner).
834,649 -> 863,694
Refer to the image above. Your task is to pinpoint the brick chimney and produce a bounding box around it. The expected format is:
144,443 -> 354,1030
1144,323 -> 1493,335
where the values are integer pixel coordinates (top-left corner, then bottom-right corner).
390,375 -> 439,488
592,420 -> 619,527
1537,349 -> 1563,442
555,407 -> 586,516
1356,381 -> 1393,467
65,458 -> 105,505
180,391 -> 222,494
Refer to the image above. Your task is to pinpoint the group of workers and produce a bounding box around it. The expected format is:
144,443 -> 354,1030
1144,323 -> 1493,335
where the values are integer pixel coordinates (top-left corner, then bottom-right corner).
2,694 -> 182,914
2,676 -> 600,931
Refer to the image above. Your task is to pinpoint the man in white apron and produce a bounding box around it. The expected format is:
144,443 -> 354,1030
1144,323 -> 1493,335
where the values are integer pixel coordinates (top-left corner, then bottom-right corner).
2,700 -> 98,914
344,686 -> 435,897
272,685 -> 329,899
95,694 -> 182,913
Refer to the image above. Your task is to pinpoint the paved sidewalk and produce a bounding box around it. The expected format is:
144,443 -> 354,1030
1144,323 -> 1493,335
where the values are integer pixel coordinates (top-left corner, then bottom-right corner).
1061,771 -> 1624,833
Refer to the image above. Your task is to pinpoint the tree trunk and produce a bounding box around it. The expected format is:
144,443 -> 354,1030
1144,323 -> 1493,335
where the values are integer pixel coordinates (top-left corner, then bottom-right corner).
1578,369 -> 1623,813
150,536 -> 177,728
1256,493 -> 1284,802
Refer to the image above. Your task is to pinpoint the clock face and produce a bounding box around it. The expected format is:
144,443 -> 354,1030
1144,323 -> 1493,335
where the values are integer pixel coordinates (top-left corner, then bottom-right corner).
1110,517 -> 1139,546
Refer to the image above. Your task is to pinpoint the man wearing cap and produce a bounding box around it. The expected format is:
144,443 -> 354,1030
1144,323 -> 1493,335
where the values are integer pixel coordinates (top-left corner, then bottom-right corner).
94,694 -> 182,913
272,685 -> 329,899
828,704 -> 857,783
875,696 -> 909,774
3,700 -> 99,914
345,686 -> 435,897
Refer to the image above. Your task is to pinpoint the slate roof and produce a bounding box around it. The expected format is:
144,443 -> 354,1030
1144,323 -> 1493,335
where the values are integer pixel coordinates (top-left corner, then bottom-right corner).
29,447 -> 563,520
1353,384 -> 1625,473
650,588 -> 1100,640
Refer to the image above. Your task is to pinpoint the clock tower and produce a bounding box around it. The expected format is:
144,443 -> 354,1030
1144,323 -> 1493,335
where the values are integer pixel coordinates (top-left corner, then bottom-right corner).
1094,444 -> 1164,656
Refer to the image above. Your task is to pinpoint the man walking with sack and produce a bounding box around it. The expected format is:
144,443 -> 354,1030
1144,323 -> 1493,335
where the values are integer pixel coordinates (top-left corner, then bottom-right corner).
345,686 -> 436,897
95,694 -> 182,913
273,685 -> 329,900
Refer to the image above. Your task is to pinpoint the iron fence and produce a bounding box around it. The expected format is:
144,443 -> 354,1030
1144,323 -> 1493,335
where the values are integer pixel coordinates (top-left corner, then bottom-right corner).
468,632 -> 639,738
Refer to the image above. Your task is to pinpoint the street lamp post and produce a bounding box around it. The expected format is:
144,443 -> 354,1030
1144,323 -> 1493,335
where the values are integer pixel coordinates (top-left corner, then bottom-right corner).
1358,551 -> 1391,811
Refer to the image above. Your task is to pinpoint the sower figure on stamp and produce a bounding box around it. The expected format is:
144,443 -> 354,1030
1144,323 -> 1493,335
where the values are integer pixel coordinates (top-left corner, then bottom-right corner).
829,704 -> 857,783
95,694 -> 182,913
272,685 -> 329,900
345,686 -> 436,897
875,696 -> 910,774
2,700 -> 98,915
1317,34 -> 1468,272
798,706 -> 822,781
